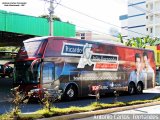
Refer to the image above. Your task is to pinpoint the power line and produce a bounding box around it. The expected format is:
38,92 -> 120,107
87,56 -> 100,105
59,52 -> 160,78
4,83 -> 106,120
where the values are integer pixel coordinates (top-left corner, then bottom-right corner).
54,0 -> 62,9
57,4 -> 120,28
51,12 -> 119,39
43,0 -> 62,10
42,0 -> 62,36
76,25 -> 119,38
57,11 -> 119,37
56,12 -> 114,33
55,2 -> 149,37
42,0 -> 55,36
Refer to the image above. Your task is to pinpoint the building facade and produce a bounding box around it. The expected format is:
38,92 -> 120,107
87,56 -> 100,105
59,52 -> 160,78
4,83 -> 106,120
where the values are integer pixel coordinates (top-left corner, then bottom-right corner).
146,0 -> 160,38
120,0 -> 160,39
76,30 -> 118,41
76,30 -> 92,40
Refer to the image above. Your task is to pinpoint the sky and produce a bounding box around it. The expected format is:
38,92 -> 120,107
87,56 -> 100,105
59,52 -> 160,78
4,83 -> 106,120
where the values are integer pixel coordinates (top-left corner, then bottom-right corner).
0,0 -> 128,35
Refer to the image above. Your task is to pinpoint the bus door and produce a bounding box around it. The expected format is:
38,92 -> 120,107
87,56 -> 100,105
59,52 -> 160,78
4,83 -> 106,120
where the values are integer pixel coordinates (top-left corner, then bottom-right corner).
42,61 -> 61,91
42,62 -> 56,90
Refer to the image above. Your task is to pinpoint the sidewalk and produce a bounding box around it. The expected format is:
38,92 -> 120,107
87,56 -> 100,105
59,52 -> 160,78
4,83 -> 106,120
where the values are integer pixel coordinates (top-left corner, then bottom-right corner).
36,86 -> 160,120
144,86 -> 160,93
36,101 -> 160,120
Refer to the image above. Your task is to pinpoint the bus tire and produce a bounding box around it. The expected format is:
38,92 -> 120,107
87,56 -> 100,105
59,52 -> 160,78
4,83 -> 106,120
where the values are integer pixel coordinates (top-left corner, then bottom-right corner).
128,82 -> 136,95
136,82 -> 143,94
63,85 -> 78,101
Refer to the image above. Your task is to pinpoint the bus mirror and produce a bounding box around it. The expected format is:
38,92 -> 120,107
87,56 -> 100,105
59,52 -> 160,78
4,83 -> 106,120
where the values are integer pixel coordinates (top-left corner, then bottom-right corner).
30,58 -> 41,73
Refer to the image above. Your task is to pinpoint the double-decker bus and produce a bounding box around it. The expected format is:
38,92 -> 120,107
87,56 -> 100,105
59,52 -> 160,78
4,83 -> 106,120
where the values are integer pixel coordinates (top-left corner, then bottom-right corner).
13,36 -> 156,100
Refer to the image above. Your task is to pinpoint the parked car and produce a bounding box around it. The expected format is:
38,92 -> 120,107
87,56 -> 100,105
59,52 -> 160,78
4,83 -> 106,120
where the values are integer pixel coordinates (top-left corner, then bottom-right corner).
0,64 -> 13,78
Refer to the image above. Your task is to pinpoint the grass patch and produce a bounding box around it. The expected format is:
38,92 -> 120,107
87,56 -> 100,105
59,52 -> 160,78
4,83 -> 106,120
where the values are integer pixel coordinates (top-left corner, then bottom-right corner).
1,96 -> 160,120
127,99 -> 153,105
0,114 -> 9,120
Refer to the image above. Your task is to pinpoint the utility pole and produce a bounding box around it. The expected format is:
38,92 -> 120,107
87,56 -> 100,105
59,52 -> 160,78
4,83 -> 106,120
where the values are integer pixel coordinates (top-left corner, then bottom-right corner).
48,0 -> 54,36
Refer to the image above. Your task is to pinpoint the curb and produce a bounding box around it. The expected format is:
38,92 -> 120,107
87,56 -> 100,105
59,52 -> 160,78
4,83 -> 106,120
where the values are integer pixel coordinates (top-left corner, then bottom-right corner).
36,101 -> 160,120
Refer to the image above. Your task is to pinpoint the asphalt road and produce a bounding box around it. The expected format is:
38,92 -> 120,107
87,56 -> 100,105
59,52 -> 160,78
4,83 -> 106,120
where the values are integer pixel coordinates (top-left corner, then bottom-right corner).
0,78 -> 160,114
0,78 -> 13,102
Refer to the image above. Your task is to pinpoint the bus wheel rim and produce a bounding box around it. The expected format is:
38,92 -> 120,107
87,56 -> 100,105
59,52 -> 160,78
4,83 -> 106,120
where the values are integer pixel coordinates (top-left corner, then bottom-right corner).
67,89 -> 74,98
130,88 -> 133,94
129,85 -> 134,94
137,84 -> 142,92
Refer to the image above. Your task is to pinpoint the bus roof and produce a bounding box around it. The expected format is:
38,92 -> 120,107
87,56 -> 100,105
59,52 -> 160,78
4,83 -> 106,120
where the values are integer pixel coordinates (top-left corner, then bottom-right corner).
23,36 -> 123,45
91,39 -> 124,45
23,36 -> 51,43
22,36 -> 154,52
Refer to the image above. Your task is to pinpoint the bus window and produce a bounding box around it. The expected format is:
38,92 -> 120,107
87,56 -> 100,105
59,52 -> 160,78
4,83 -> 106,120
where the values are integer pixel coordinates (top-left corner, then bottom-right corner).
55,63 -> 63,80
42,62 -> 55,83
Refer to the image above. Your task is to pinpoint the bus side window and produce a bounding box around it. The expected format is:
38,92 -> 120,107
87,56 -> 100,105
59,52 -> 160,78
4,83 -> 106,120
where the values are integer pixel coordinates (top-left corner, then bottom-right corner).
55,63 -> 63,80
42,62 -> 55,83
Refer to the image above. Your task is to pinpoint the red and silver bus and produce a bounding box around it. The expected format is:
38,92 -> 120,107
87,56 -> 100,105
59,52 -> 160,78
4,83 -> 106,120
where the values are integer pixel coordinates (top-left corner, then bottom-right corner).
13,36 -> 156,100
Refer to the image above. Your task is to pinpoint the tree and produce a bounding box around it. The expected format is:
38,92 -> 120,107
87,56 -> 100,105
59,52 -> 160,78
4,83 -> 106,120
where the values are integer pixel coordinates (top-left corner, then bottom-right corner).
118,34 -> 159,48
0,47 -> 20,52
39,15 -> 61,21
118,34 -> 132,46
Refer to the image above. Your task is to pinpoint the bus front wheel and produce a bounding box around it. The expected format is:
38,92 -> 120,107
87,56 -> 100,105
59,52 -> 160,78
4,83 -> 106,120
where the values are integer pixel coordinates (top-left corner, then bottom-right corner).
128,83 -> 136,95
63,85 -> 78,101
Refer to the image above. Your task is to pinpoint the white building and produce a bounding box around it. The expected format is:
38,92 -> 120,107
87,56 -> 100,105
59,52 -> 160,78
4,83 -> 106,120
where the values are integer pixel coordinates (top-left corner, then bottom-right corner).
146,0 -> 160,38
76,30 -> 92,40
76,30 -> 118,41
120,0 -> 160,39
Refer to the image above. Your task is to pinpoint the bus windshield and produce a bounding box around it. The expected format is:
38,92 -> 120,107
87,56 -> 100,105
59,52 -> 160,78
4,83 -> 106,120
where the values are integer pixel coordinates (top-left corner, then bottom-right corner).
14,61 -> 40,84
23,40 -> 44,57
